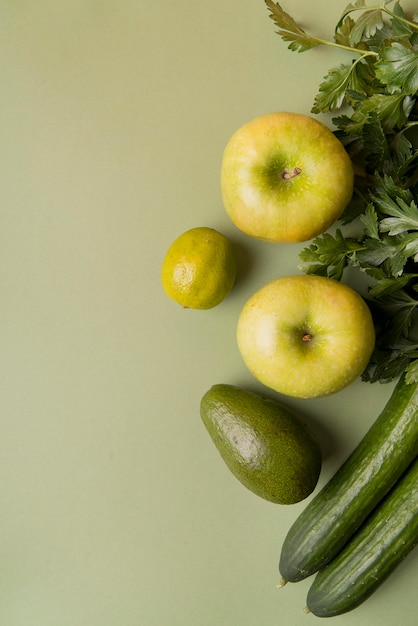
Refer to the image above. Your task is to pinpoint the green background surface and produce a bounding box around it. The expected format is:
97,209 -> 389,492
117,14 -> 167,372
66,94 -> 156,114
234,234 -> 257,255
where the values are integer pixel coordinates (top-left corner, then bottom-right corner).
1,1 -> 417,624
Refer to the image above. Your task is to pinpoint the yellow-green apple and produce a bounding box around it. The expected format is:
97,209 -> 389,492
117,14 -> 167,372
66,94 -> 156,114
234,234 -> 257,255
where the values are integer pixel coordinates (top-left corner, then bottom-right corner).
236,275 -> 375,398
221,112 -> 354,243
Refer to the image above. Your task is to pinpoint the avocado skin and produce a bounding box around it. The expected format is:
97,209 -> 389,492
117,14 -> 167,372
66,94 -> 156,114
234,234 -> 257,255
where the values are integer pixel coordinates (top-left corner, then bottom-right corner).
200,384 -> 322,504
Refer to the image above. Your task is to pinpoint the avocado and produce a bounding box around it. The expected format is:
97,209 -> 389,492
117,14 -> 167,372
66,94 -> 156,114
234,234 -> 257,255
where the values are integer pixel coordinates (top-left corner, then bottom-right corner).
200,384 -> 322,504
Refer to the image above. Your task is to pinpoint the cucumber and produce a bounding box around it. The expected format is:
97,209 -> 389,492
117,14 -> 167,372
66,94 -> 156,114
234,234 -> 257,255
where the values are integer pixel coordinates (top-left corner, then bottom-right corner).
306,456 -> 418,617
279,374 -> 418,582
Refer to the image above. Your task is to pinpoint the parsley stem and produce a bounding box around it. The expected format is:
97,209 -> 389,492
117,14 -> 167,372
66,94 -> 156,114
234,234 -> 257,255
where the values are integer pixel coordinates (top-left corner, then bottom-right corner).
395,121 -> 418,139
309,36 -> 379,57
382,8 -> 418,31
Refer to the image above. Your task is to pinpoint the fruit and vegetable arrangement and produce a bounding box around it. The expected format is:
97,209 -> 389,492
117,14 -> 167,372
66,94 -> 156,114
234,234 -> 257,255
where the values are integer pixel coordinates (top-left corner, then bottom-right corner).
162,0 -> 418,618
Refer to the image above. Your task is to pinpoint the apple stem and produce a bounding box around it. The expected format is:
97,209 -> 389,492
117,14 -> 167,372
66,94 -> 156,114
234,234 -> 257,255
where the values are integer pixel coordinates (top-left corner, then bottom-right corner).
282,167 -> 302,180
302,333 -> 312,342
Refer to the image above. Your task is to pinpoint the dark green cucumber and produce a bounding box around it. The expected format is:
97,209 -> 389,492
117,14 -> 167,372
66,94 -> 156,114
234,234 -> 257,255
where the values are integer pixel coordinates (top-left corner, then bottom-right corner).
306,456 -> 418,617
279,374 -> 418,582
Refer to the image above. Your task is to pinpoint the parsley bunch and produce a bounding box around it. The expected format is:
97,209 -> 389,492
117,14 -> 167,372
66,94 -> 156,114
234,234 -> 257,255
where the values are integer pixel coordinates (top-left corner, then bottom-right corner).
266,0 -> 418,384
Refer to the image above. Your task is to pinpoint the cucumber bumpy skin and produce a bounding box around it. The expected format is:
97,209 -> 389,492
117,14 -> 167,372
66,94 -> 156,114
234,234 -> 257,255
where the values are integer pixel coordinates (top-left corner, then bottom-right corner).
279,374 -> 418,582
306,456 -> 418,617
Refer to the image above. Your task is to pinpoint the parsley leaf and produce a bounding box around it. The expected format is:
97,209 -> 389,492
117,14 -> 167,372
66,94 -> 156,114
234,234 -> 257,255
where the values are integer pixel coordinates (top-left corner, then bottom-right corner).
348,9 -> 385,46
367,273 -> 414,297
377,196 -> 418,235
357,92 -> 414,131
312,64 -> 356,113
362,112 -> 391,169
299,230 -> 364,280
360,203 -> 380,238
375,43 -> 418,94
264,0 -> 322,51
312,59 -> 376,113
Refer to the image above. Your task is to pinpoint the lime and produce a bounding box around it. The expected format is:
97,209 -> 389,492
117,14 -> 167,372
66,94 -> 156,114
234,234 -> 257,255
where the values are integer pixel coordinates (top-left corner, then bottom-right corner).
161,227 -> 236,309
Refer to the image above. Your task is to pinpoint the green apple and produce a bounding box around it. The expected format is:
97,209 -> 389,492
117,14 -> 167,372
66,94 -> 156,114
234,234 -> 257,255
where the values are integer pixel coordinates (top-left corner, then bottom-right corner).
236,275 -> 375,399
221,112 -> 354,243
